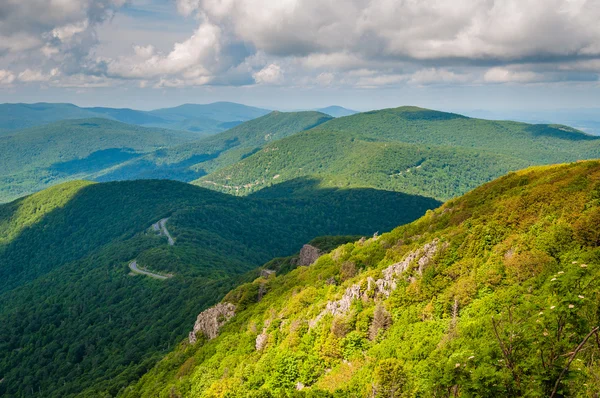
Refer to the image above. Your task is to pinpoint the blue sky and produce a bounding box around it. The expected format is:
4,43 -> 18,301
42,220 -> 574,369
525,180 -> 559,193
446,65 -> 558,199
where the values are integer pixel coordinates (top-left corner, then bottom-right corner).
1,0 -> 599,113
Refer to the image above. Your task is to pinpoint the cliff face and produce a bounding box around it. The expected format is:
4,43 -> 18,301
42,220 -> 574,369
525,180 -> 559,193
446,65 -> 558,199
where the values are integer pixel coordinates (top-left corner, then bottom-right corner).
188,303 -> 236,343
296,244 -> 321,266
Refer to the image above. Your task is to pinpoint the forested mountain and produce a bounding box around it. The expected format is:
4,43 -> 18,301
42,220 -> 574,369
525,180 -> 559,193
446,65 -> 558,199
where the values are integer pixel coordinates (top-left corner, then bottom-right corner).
125,160 -> 600,397
0,119 -> 199,203
196,106 -> 600,200
0,102 -> 270,133
0,178 -> 439,397
96,111 -> 333,183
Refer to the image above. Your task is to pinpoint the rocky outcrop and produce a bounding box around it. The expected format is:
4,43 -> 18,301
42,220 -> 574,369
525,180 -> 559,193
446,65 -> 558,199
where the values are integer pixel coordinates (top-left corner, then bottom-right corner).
309,240 -> 441,328
255,328 -> 269,350
189,302 -> 236,344
260,269 -> 276,278
297,244 -> 321,266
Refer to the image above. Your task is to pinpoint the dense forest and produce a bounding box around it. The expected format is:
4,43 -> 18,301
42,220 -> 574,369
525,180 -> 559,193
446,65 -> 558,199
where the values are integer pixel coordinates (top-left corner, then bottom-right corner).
0,119 -> 199,202
197,107 -> 600,200
0,178 -> 439,397
125,161 -> 600,397
96,111 -> 333,183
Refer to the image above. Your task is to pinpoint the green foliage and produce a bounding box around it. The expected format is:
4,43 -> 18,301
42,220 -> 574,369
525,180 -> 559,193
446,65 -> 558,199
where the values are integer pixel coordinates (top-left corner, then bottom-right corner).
0,178 -> 437,397
0,118 -> 199,202
98,111 -> 333,183
374,359 -> 407,397
125,161 -> 600,397
197,107 -> 600,201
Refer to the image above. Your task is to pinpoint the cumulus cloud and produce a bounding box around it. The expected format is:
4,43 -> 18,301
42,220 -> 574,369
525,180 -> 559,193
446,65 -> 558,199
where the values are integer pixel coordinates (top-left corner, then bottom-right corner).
1,0 -> 600,89
0,70 -> 16,85
0,0 -> 125,85
253,64 -> 284,85
484,67 -> 544,83
106,23 -> 221,82
409,68 -> 471,85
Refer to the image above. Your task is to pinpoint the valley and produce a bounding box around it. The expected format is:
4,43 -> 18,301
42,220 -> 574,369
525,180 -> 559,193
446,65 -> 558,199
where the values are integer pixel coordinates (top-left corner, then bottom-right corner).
1,102 -> 600,397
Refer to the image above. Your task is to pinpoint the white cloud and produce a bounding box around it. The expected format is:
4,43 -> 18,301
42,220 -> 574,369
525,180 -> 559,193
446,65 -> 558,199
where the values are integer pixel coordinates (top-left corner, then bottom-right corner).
2,0 -> 600,89
0,70 -> 16,85
316,72 -> 335,86
253,64 -> 284,85
409,68 -> 471,85
106,23 -> 221,84
484,67 -> 544,83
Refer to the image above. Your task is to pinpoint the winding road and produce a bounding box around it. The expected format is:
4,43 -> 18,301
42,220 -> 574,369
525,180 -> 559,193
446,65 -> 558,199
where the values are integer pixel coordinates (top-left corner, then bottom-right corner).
153,218 -> 175,246
129,260 -> 171,280
128,218 -> 176,280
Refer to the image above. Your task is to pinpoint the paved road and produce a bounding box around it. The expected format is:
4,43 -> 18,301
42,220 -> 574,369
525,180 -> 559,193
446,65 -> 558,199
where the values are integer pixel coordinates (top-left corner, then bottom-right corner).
153,218 -> 175,246
129,260 -> 171,280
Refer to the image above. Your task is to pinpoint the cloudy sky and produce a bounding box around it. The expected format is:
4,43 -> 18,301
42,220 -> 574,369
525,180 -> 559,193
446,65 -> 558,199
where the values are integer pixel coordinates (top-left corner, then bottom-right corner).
1,0 -> 600,111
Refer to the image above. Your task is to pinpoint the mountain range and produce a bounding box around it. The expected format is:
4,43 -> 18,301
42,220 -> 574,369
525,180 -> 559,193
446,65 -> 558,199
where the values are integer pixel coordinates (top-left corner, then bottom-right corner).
2,101 -> 600,397
0,102 -> 270,133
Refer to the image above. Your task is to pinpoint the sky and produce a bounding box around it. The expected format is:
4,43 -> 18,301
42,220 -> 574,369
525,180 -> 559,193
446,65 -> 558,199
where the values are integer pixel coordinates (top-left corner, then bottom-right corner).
1,0 -> 600,112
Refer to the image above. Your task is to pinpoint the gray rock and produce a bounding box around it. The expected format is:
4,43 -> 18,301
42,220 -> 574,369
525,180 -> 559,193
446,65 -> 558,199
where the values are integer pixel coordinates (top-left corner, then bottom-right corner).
189,302 -> 236,344
297,244 -> 321,266
309,240 -> 442,328
255,328 -> 269,351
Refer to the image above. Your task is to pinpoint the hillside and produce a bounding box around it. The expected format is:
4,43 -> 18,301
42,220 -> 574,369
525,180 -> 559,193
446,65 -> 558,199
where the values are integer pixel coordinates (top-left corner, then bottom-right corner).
196,106 -> 600,200
0,179 -> 439,397
125,160 -> 600,397
95,111 -> 333,182
0,118 -> 199,202
0,102 -> 270,133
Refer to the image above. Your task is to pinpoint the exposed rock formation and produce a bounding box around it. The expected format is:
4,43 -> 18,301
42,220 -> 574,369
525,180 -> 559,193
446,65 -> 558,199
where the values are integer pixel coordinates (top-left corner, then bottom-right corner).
255,328 -> 269,351
297,244 -> 321,266
309,240 -> 441,327
189,302 -> 236,344
260,269 -> 276,278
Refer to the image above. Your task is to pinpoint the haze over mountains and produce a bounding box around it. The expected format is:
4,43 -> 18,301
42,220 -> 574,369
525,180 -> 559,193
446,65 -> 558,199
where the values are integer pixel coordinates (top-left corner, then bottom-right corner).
0,102 -> 270,133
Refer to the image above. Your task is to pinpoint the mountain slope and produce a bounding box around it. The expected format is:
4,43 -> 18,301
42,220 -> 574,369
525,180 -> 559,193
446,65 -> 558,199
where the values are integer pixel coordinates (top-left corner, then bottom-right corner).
126,160 -> 600,397
196,106 -> 600,200
0,118 -> 199,202
0,179 -> 439,397
95,111 -> 333,182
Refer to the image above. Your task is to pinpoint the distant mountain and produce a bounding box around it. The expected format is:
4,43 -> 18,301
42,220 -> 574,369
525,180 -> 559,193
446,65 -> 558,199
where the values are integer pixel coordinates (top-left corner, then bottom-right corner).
149,101 -> 270,122
127,160 -> 600,398
0,178 -> 439,397
0,118 -> 198,202
316,105 -> 358,117
461,108 -> 600,135
0,103 -> 101,130
196,106 -> 600,200
95,111 -> 333,183
0,102 -> 271,134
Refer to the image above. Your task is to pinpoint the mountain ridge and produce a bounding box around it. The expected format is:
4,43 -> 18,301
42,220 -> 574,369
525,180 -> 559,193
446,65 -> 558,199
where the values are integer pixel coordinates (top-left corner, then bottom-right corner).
125,160 -> 600,397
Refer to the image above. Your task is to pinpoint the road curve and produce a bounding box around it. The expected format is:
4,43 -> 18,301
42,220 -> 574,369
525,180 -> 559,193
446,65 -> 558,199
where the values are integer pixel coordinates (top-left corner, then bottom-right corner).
153,218 -> 175,246
129,260 -> 171,280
